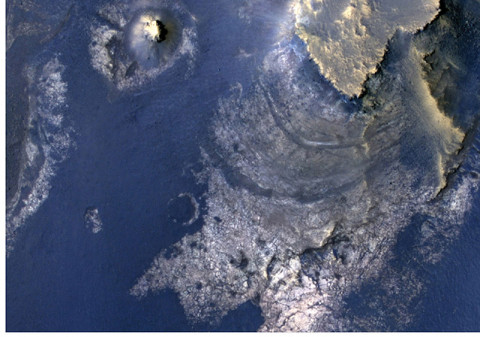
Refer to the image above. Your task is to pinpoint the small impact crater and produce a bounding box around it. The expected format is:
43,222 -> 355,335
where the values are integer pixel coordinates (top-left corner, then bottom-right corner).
167,193 -> 199,226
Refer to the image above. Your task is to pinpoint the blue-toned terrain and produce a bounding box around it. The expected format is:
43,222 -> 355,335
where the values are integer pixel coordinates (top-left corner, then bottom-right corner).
6,0 -> 480,331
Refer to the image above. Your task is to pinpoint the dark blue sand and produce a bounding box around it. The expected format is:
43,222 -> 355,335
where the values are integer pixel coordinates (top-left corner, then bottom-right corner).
410,194 -> 480,331
6,0 -> 480,332
6,0 -> 267,331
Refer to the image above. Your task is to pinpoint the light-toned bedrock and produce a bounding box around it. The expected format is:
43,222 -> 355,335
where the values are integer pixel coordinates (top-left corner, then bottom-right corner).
88,0 -> 197,91
292,0 -> 440,97
130,0 -> 480,332
84,207 -> 103,234
130,28 -> 478,331
6,55 -> 74,256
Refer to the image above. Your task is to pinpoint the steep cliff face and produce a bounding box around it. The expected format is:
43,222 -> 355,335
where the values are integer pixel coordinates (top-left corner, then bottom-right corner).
6,0 -> 480,331
293,0 -> 440,97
